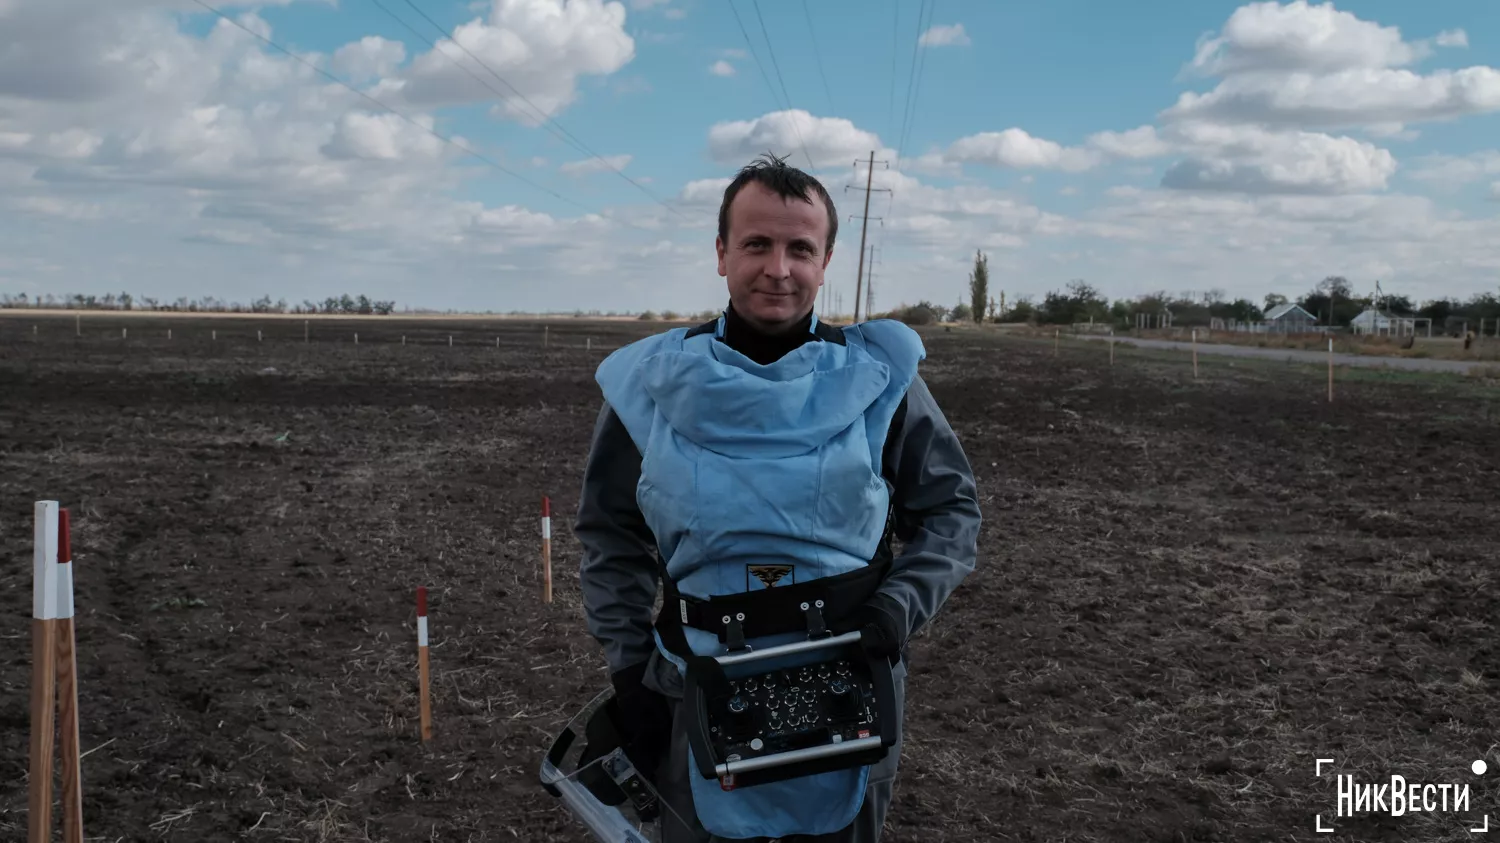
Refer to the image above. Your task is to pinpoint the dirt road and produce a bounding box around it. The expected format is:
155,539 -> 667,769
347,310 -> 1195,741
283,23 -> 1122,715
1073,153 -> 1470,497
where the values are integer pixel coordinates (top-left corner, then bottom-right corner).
1082,333 -> 1488,374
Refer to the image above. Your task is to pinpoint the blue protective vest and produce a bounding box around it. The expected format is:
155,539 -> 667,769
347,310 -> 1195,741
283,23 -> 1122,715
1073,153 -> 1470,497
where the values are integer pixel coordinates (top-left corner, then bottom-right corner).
594,313 -> 925,839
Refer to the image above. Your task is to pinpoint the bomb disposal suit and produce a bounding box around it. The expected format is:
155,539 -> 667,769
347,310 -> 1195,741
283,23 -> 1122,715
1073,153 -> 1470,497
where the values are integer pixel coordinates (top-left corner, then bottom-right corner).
578,309 -> 980,841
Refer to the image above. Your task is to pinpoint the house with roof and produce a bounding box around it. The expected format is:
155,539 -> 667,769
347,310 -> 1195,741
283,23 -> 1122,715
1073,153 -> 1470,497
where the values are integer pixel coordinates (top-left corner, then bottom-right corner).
1263,302 -> 1318,332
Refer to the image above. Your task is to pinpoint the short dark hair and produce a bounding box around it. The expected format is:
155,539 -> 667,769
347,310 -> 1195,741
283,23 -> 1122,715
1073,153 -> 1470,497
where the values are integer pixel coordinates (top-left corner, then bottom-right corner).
718,152 -> 838,254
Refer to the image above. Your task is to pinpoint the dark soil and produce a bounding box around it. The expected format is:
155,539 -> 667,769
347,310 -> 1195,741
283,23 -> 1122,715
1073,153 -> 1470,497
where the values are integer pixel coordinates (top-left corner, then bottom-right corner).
2,313 -> 1498,842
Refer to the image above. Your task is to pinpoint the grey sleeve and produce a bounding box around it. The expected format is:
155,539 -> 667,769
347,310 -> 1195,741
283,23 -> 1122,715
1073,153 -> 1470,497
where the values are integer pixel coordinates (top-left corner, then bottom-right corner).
877,374 -> 981,642
573,401 -> 661,675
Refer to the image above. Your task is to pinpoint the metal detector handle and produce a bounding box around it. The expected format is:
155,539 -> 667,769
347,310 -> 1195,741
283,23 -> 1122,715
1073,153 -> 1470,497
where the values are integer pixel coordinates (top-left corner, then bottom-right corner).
539,692 -> 658,842
539,758 -> 653,843
713,735 -> 885,777
713,630 -> 862,667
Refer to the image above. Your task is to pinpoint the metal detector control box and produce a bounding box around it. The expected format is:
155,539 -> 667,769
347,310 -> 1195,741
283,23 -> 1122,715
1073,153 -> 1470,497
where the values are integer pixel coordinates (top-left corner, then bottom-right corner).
683,630 -> 897,788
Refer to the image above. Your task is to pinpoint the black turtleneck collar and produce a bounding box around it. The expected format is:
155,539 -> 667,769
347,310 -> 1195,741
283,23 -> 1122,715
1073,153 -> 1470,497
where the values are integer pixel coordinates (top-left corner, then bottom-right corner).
721,302 -> 815,365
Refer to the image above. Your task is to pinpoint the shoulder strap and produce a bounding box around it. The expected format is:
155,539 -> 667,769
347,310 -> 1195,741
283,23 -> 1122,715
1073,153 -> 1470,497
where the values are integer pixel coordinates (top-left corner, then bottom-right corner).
684,316 -> 717,339
873,391 -> 908,564
883,392 -> 908,469
811,318 -> 847,345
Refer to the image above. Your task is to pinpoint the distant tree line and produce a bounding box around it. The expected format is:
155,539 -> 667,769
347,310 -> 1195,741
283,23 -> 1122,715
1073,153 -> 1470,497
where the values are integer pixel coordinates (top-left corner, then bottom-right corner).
880,251 -> 1500,331
0,291 -> 397,315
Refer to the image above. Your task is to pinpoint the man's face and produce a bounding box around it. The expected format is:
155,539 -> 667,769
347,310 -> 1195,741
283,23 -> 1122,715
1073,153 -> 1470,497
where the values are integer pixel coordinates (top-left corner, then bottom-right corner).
716,181 -> 832,333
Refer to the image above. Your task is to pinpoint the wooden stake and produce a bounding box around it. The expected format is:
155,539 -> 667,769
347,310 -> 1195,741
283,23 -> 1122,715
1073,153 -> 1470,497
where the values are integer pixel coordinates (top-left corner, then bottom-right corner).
1192,329 -> 1199,380
29,626 -> 57,843
541,497 -> 553,604
1109,329 -> 1115,366
1054,329 -> 1059,356
55,509 -> 82,843
1328,337 -> 1334,402
416,587 -> 431,742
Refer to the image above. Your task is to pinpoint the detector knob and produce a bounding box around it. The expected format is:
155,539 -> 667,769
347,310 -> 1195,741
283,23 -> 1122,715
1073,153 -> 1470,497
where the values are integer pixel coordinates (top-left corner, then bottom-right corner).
827,678 -> 860,718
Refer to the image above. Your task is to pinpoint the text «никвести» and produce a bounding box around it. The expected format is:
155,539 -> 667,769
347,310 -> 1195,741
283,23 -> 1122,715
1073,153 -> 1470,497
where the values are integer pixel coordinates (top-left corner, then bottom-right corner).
1314,757 -> 1490,834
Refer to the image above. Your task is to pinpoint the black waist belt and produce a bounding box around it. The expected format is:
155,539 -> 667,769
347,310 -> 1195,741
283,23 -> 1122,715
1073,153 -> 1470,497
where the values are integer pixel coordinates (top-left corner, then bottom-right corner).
655,558 -> 890,656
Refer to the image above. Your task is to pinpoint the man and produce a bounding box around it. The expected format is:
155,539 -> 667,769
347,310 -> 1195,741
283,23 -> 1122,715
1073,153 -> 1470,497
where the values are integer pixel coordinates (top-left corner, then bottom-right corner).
574,152 -> 980,842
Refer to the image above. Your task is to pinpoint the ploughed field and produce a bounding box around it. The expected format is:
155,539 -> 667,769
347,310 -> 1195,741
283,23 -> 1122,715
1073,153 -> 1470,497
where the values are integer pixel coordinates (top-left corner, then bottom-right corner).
2,313 -> 1497,842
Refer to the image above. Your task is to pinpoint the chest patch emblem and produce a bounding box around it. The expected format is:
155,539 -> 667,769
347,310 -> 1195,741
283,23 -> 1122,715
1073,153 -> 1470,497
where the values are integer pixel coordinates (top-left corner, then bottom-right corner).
746,564 -> 795,589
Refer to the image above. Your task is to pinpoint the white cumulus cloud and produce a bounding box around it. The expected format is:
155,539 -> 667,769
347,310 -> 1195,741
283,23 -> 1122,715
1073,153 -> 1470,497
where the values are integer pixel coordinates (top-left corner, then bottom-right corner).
1158,122 -> 1398,194
1168,0 -> 1499,132
706,110 -> 892,171
382,0 -> 636,127
1068,1 -> 1500,197
919,24 -> 970,48
943,128 -> 1102,173
1186,0 -> 1428,76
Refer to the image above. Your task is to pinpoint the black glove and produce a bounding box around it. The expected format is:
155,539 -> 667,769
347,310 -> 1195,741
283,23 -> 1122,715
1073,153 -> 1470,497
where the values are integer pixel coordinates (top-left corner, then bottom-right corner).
842,593 -> 907,660
609,661 -> 674,782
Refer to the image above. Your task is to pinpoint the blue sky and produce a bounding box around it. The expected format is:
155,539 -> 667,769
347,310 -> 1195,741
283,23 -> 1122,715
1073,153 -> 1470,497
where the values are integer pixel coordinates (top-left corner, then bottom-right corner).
2,0 -> 1499,315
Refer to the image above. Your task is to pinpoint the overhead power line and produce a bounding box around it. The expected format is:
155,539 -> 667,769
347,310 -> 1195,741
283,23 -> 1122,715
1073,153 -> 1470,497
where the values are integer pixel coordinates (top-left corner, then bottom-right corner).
381,0 -> 689,222
887,0 -> 899,140
881,0 -> 937,266
189,0 -> 661,231
899,0 -> 937,162
750,0 -> 816,171
725,0 -> 782,114
800,0 -> 835,115
727,0 -> 816,171
894,0 -> 936,170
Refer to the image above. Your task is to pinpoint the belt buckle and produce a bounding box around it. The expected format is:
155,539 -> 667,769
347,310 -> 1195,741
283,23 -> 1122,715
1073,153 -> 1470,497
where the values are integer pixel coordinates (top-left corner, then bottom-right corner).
724,613 -> 750,653
802,600 -> 831,640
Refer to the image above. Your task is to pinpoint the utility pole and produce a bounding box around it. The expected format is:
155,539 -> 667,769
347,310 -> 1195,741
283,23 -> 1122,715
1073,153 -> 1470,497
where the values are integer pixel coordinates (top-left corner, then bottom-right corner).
864,244 -> 881,317
845,151 -> 888,323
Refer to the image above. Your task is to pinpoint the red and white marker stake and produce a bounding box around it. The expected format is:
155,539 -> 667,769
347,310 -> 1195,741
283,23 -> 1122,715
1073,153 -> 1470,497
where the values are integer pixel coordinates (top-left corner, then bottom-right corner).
416,586 -> 431,742
29,502 -> 59,843
541,497 -> 553,604
30,501 -> 83,843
